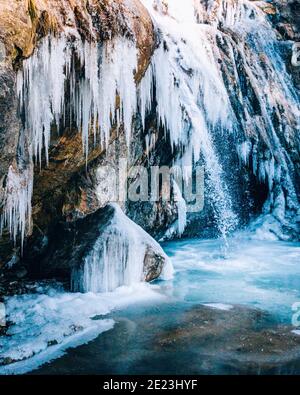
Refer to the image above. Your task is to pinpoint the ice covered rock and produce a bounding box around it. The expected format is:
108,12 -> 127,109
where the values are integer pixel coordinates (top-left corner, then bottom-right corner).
71,204 -> 173,292
30,204 -> 172,292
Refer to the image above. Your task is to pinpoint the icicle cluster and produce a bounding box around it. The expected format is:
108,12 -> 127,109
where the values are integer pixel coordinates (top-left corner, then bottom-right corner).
0,165 -> 33,249
4,35 -> 137,245
18,35 -> 138,162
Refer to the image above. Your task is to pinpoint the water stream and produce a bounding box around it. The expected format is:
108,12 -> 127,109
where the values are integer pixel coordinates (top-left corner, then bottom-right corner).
1,232 -> 300,374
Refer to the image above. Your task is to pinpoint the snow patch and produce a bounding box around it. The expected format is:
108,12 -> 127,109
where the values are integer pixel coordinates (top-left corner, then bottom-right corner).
203,303 -> 234,311
0,282 -> 167,374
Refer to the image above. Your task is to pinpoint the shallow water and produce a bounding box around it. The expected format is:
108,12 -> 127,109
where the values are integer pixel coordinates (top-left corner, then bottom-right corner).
1,236 -> 300,374
163,236 -> 300,323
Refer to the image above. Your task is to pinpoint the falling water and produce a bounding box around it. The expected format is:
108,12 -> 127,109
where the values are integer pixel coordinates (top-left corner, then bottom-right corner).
139,0 -> 300,239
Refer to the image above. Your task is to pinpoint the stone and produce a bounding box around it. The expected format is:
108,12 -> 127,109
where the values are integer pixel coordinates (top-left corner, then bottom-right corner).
25,204 -> 170,286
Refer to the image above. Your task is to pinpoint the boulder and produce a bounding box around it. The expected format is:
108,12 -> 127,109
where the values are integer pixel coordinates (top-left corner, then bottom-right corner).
26,204 -> 173,292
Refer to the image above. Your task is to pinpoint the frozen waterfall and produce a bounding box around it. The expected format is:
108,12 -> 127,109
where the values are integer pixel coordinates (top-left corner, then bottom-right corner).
1,0 -> 299,245
140,0 -> 299,234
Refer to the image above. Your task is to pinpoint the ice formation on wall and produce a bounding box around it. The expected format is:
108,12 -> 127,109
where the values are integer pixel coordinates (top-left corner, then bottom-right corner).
71,205 -> 172,293
18,35 -> 138,161
160,180 -> 188,240
139,0 -> 300,235
3,0 -> 300,245
0,165 -> 33,249
173,181 -> 187,236
4,35 -> 138,245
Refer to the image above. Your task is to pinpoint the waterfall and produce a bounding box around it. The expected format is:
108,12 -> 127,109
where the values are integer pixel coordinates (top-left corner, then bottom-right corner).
2,0 -> 299,245
140,0 -> 239,238
139,0 -> 300,235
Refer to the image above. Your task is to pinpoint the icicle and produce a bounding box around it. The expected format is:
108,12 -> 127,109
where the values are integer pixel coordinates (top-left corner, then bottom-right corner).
237,141 -> 252,166
0,165 -> 33,250
145,132 -> 157,157
18,36 -> 69,165
173,180 -> 187,236
139,64 -> 153,129
17,35 -> 138,162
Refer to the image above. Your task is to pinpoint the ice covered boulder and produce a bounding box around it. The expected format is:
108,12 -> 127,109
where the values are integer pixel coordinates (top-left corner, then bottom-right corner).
71,204 -> 173,292
29,204 -> 173,293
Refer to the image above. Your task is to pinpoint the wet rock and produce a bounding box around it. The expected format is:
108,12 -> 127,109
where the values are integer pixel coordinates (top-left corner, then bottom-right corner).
256,1 -> 277,16
15,266 -> 27,279
143,246 -> 166,282
0,0 -> 158,278
156,304 -> 300,373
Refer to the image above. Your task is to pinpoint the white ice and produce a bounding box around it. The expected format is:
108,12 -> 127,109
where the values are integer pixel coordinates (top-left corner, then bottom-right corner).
0,282 -> 167,374
71,204 -> 173,293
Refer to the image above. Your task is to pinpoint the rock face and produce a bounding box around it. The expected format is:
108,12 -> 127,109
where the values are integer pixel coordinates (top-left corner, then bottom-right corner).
272,0 -> 300,90
0,0 -> 299,292
0,0 -> 164,283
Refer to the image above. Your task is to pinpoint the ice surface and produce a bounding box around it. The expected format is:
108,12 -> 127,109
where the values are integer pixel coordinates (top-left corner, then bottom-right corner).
1,226 -> 300,373
0,282 -> 167,374
163,234 -> 300,322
